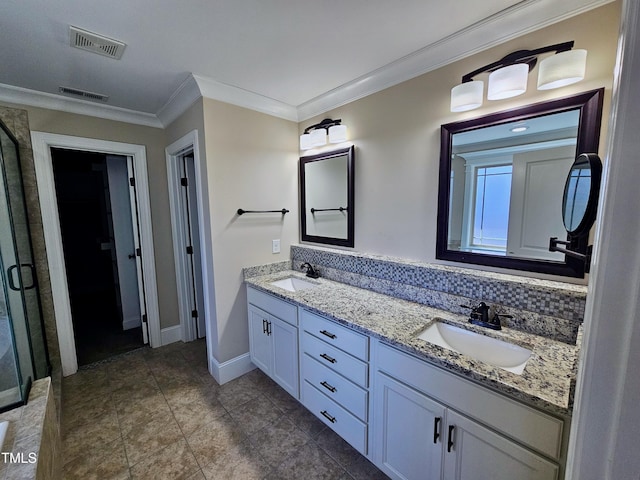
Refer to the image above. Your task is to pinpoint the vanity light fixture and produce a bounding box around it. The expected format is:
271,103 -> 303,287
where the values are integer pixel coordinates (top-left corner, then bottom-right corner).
300,118 -> 347,150
450,41 -> 586,112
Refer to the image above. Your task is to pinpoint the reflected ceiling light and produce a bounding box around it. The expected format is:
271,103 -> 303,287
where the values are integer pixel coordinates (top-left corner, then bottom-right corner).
450,41 -> 586,112
510,125 -> 529,133
300,118 -> 347,150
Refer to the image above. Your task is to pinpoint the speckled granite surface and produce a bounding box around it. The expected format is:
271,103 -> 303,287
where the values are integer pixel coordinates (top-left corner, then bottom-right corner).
245,270 -> 579,417
290,245 -> 587,344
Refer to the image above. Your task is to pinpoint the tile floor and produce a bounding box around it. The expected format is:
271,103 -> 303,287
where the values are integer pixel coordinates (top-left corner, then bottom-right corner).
61,339 -> 389,479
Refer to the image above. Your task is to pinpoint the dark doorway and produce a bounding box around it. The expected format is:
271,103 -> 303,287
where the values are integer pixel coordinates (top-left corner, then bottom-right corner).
51,148 -> 143,365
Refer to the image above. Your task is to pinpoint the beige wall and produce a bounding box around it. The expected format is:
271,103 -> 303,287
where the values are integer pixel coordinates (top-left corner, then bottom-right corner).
202,98 -> 298,362
300,1 -> 620,283
0,101 -> 181,330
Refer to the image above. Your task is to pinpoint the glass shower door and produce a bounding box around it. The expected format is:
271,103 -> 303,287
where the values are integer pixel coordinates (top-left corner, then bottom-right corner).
0,118 -> 49,412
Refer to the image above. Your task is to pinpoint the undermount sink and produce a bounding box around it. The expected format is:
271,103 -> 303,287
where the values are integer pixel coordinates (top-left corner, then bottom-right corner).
270,276 -> 318,292
418,321 -> 531,375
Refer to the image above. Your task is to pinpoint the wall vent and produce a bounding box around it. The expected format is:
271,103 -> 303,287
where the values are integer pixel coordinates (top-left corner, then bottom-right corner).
69,26 -> 126,60
59,86 -> 109,102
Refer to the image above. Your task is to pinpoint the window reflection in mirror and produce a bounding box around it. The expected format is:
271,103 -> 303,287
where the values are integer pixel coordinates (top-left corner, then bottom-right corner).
300,146 -> 354,247
437,89 -> 604,277
448,110 -> 579,261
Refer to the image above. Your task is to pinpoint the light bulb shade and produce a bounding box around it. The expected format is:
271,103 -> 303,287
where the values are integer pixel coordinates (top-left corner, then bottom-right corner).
487,63 -> 529,100
328,124 -> 347,143
309,128 -> 327,147
537,49 -> 587,90
300,133 -> 312,150
450,81 -> 484,112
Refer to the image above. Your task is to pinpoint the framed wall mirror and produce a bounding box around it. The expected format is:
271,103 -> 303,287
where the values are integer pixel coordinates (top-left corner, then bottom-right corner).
300,146 -> 354,247
436,88 -> 604,277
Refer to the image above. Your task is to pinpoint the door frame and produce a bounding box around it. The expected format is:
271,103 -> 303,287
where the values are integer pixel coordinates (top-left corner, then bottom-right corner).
30,132 -> 161,376
165,130 -> 213,343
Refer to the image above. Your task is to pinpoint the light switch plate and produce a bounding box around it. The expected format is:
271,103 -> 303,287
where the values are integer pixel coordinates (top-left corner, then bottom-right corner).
272,239 -> 281,254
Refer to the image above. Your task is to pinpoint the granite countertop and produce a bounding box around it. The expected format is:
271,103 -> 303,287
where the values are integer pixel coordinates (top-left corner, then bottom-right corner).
245,270 -> 579,417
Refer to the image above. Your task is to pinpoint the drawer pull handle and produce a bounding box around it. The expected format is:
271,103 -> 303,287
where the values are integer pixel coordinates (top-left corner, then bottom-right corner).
320,353 -> 337,364
320,329 -> 336,339
320,381 -> 336,393
447,425 -> 455,452
433,417 -> 441,444
320,410 -> 337,423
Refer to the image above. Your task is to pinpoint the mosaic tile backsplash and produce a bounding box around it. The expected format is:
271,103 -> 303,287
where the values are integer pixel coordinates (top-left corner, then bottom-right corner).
288,245 -> 587,344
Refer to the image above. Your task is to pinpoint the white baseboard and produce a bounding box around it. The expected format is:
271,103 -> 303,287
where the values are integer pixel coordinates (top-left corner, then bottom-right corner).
160,325 -> 182,346
123,317 -> 142,331
208,352 -> 255,385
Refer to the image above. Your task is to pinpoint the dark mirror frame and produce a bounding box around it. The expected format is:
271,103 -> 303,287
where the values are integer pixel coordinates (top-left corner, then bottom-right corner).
436,88 -> 604,277
300,145 -> 355,248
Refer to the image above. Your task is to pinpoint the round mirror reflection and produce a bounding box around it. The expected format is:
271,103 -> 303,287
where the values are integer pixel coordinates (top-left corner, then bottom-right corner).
562,153 -> 602,236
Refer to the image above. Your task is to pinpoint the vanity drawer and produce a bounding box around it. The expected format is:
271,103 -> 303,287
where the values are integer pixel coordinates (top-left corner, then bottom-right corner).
300,309 -> 368,361
302,331 -> 368,387
302,353 -> 368,421
247,286 -> 297,326
303,381 -> 367,455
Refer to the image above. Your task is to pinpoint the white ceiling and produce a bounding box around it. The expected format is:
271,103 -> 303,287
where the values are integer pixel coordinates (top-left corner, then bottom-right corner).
0,0 -> 612,127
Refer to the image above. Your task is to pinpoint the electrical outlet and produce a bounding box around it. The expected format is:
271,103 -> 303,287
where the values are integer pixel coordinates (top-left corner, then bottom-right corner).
272,239 -> 281,254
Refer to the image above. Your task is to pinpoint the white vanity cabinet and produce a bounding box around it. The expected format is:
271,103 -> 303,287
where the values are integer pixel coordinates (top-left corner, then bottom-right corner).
299,309 -> 370,455
247,286 -> 299,398
373,341 -> 563,480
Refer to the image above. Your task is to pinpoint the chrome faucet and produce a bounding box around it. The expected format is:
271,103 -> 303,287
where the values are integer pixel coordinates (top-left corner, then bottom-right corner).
300,262 -> 320,279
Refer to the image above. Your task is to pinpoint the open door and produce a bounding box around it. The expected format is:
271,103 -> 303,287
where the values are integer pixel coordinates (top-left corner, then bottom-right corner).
126,157 -> 149,344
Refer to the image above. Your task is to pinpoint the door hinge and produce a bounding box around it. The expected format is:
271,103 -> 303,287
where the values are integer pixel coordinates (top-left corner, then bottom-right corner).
191,309 -> 198,318
142,314 -> 148,324
136,248 -> 142,257
129,177 -> 135,186
186,246 -> 193,255
181,177 -> 188,186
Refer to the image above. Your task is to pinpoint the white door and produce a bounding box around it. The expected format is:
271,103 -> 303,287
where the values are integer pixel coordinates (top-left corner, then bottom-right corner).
443,410 -> 559,480
179,152 -> 206,338
374,372 -> 445,480
248,305 -> 272,374
126,158 -> 149,344
106,155 -> 141,331
271,317 -> 299,398
507,146 -> 575,260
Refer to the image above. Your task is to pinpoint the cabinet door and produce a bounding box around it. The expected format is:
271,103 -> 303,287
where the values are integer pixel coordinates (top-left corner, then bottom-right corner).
374,372 -> 444,480
248,305 -> 271,375
271,317 -> 299,398
443,410 -> 559,480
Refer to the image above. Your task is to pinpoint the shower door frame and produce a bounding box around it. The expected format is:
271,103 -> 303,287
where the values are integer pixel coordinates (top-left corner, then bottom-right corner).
31,132 -> 161,376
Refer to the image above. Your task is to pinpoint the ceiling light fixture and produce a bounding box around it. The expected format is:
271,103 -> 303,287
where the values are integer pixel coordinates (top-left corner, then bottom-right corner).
300,118 -> 347,150
450,41 -> 586,112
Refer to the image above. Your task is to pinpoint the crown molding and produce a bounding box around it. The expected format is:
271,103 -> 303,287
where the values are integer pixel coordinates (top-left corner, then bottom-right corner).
297,0 -> 614,121
192,75 -> 298,122
0,83 -> 163,128
156,75 -> 202,127
0,0 -> 613,129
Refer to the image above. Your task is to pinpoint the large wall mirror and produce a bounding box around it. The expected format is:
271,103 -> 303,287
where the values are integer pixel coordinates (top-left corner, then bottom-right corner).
436,89 -> 604,277
300,146 -> 354,247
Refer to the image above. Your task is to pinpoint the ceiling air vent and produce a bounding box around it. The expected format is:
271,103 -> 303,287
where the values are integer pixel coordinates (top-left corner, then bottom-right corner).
69,26 -> 126,60
59,86 -> 109,102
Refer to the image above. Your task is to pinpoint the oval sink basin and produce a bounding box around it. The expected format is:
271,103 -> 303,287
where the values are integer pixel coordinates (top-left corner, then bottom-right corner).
418,321 -> 531,375
270,276 -> 318,292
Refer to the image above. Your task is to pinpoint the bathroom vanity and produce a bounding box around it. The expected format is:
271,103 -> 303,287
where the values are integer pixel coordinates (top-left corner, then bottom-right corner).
245,261 -> 578,480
